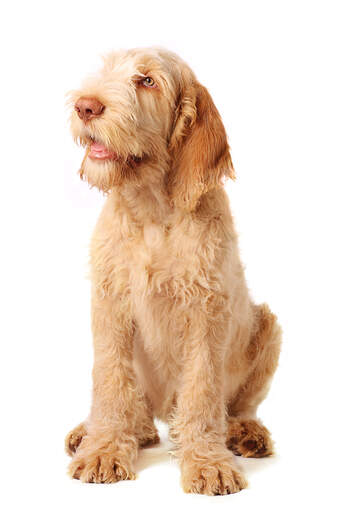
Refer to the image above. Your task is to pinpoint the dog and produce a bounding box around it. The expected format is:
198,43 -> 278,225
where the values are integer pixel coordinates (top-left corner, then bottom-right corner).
65,47 -> 282,496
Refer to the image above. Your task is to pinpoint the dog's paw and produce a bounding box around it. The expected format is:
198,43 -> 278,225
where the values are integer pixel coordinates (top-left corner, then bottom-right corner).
68,437 -> 136,483
69,450 -> 136,483
227,418 -> 274,458
65,423 -> 87,456
181,459 -> 247,496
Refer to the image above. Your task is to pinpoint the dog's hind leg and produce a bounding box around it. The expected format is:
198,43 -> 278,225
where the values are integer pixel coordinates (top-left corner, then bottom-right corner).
135,395 -> 160,447
226,304 -> 282,458
65,422 -> 87,456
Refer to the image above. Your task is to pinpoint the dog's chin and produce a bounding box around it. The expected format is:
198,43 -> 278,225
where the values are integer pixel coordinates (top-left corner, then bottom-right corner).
80,151 -> 141,192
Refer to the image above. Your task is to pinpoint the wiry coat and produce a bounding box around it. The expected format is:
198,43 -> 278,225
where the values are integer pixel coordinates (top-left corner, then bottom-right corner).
65,48 -> 281,495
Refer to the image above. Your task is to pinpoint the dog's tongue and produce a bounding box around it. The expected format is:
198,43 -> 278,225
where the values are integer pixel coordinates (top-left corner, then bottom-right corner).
89,142 -> 117,160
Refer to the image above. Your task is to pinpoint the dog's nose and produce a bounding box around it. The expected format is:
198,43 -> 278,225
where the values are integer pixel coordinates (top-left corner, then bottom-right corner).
74,97 -> 104,121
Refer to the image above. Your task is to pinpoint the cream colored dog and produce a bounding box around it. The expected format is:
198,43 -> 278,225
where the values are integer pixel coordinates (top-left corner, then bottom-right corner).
65,47 -> 282,496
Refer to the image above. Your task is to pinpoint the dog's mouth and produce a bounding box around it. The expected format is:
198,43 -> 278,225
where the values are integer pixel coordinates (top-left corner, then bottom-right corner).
88,141 -> 118,161
85,137 -> 143,166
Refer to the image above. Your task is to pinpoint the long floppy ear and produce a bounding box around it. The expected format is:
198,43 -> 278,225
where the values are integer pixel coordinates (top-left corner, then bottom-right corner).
168,80 -> 235,211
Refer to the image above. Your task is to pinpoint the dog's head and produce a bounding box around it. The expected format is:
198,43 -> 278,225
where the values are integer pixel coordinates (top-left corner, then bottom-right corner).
69,48 -> 234,209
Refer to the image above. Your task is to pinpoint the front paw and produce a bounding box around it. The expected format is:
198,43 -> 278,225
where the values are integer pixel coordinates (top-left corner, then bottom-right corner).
68,436 -> 136,483
181,457 -> 247,496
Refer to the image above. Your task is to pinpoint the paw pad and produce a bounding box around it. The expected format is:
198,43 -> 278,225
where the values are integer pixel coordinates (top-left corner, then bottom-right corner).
227,419 -> 273,458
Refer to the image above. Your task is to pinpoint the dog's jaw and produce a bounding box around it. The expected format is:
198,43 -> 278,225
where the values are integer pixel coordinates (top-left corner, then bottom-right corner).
79,145 -> 145,192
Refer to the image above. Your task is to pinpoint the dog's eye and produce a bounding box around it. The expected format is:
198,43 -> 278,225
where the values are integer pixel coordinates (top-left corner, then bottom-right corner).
142,77 -> 155,87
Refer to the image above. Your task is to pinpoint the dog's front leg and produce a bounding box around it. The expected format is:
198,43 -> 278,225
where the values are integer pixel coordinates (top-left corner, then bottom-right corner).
171,304 -> 247,495
68,292 -> 148,483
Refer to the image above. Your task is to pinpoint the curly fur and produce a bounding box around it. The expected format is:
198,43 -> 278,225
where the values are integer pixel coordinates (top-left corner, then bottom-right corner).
65,47 -> 282,496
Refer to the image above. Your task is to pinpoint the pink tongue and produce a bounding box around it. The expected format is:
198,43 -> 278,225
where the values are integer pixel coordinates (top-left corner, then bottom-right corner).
89,142 -> 117,160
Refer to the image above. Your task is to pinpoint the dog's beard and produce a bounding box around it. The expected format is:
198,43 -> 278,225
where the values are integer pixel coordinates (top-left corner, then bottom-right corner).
79,148 -> 140,192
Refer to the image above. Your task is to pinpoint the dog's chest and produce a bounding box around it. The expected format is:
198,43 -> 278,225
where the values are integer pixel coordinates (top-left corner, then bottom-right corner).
122,217 -> 200,313
129,221 -> 178,292
143,223 -> 165,251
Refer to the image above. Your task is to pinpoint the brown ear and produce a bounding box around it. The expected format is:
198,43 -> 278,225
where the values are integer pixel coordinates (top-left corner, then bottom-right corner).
168,81 -> 235,211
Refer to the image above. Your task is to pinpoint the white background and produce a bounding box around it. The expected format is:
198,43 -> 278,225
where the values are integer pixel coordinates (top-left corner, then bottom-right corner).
1,1 -> 340,510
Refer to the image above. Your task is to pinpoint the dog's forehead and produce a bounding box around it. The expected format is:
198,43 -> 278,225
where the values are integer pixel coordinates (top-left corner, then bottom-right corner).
101,48 -> 181,81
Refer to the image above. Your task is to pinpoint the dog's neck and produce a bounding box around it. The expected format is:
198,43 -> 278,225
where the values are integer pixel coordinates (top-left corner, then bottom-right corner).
116,160 -> 172,226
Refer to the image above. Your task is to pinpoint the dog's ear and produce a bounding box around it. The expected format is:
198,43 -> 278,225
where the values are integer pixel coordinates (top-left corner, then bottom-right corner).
168,80 -> 235,211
